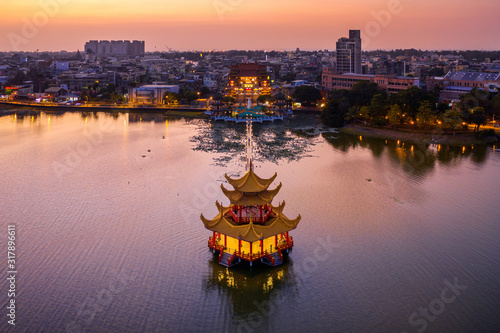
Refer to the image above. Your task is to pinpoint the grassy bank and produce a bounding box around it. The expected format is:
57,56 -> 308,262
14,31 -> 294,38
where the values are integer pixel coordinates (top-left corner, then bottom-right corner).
340,124 -> 496,146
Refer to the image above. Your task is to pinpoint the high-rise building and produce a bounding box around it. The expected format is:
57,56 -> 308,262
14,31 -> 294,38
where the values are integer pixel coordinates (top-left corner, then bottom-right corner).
336,30 -> 362,74
84,40 -> 145,58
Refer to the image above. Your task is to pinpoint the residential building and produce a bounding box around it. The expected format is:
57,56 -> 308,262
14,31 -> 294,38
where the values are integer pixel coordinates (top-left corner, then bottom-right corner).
322,69 -> 419,93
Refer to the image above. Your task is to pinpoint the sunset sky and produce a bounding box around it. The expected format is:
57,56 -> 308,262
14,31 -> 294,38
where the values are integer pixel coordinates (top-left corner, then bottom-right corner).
1,0 -> 499,52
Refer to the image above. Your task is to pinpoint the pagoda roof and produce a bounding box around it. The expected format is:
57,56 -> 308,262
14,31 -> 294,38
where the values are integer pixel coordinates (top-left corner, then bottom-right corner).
225,169 -> 277,193
201,202 -> 301,243
221,183 -> 282,206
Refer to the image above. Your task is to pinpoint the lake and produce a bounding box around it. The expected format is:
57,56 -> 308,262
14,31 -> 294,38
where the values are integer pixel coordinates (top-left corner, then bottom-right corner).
0,109 -> 499,333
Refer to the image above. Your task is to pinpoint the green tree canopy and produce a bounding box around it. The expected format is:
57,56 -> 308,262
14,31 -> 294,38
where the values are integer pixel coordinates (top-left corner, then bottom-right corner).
281,73 -> 296,83
293,85 -> 322,106
164,92 -> 180,105
470,106 -> 487,132
387,105 -> 403,126
442,109 -> 463,131
349,81 -> 382,106
416,101 -> 436,129
257,94 -> 273,104
369,93 -> 389,120
321,97 -> 350,127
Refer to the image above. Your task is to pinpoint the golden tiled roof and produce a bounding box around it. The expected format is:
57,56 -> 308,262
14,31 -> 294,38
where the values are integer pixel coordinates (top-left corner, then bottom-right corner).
220,183 -> 282,206
200,201 -> 301,243
224,169 -> 277,193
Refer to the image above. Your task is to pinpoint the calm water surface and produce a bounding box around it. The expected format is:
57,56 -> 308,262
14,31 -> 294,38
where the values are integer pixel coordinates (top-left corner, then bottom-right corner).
0,110 -> 499,333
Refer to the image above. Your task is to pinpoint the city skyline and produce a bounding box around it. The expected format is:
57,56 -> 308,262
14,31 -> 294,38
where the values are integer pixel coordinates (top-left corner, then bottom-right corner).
1,0 -> 500,52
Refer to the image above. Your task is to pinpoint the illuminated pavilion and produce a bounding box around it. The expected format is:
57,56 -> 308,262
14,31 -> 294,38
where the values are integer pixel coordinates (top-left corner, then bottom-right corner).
201,121 -> 301,267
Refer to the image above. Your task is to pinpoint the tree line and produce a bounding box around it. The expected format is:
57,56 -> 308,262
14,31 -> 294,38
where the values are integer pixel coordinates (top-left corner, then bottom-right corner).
321,81 -> 499,132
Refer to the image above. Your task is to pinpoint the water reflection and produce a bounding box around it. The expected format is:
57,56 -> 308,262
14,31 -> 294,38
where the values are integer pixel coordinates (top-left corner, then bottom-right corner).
191,120 -> 318,166
204,257 -> 298,330
323,133 -> 490,177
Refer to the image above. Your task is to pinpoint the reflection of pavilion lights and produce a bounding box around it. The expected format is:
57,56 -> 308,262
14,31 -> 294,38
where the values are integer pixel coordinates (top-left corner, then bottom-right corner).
462,146 -> 466,154
359,136 -> 362,142
438,144 -> 441,152
397,140 -> 400,145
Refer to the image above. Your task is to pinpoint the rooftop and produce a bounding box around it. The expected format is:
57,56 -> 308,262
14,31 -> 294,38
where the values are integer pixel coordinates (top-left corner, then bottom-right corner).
444,71 -> 500,82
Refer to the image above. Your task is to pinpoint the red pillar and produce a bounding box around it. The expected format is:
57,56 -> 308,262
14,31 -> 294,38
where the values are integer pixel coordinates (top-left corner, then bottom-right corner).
213,231 -> 216,243
238,207 -> 241,222
275,235 -> 277,248
259,206 -> 263,221
250,242 -> 253,257
286,232 -> 289,243
224,235 -> 227,247
238,239 -> 242,255
260,240 -> 263,255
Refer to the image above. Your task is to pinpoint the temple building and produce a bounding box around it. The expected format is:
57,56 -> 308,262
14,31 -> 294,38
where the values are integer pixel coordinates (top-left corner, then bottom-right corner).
200,122 -> 300,267
226,63 -> 271,103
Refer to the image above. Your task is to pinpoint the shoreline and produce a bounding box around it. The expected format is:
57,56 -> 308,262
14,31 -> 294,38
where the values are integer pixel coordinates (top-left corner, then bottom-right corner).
0,100 -> 208,112
0,101 -> 209,118
340,124 -> 497,146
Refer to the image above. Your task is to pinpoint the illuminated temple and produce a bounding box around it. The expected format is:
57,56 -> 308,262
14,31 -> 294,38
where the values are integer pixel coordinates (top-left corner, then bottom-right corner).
201,122 -> 301,267
226,63 -> 271,103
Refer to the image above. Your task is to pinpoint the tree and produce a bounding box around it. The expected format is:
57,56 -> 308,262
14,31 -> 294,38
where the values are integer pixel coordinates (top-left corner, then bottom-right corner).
223,95 -> 236,104
200,86 -> 211,98
349,81 -> 381,106
164,92 -> 179,105
321,97 -> 350,127
491,94 -> 500,119
179,89 -> 198,104
292,85 -> 322,106
387,105 -> 403,126
470,106 -> 487,132
281,73 -> 296,83
257,94 -> 273,104
436,102 -> 449,115
416,101 -> 436,129
442,109 -> 463,131
395,86 -> 427,121
369,93 -> 388,120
